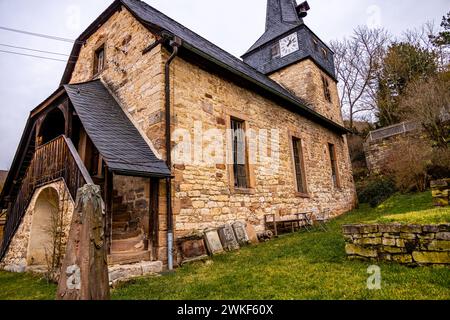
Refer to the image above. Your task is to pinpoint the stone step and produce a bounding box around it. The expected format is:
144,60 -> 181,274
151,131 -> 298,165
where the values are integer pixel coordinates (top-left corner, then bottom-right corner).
112,228 -> 142,240
112,221 -> 129,230
108,250 -> 152,266
113,212 -> 131,221
111,234 -> 145,252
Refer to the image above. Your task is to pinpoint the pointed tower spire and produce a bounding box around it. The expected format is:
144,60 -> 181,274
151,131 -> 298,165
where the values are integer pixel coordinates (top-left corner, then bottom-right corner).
266,0 -> 302,31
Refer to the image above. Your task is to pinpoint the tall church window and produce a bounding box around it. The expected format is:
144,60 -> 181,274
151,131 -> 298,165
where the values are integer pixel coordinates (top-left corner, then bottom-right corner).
231,118 -> 249,189
328,143 -> 340,188
292,137 -> 307,194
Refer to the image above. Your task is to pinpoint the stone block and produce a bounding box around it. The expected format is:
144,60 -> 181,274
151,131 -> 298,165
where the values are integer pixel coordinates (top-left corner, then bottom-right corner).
179,238 -> 208,260
436,232 -> 450,241
360,225 -> 379,234
379,223 -> 402,233
203,228 -> 224,255
400,225 -> 422,233
391,254 -> 413,264
412,251 -> 450,264
396,239 -> 406,247
427,240 -> 450,251
141,261 -> 163,275
361,237 -> 382,245
383,246 -> 405,254
400,233 -> 416,240
345,244 -> 378,258
422,225 -> 440,233
3,264 -> 26,273
382,237 -> 396,246
232,222 -> 250,246
217,225 -> 240,251
342,224 -> 361,234
418,233 -> 435,240
245,224 -> 259,244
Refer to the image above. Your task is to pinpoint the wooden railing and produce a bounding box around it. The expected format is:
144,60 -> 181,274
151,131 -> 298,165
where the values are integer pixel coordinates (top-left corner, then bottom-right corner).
0,135 -> 93,260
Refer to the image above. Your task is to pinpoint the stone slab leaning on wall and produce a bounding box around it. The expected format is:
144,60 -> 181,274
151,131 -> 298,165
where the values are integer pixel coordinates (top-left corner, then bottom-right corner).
342,223 -> 450,265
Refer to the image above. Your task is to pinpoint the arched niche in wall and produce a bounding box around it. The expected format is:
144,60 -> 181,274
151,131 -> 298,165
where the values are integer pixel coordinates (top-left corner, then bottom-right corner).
27,187 -> 60,266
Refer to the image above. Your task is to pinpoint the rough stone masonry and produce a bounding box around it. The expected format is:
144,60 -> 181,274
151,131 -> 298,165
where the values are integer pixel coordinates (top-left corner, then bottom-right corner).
343,223 -> 450,265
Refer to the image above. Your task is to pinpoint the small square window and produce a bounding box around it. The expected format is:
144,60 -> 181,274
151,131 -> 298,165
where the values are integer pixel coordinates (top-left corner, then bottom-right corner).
93,45 -> 105,75
271,43 -> 280,59
312,38 -> 319,51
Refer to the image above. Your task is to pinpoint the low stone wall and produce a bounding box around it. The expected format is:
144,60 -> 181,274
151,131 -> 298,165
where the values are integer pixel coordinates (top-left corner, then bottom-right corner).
343,223 -> 450,265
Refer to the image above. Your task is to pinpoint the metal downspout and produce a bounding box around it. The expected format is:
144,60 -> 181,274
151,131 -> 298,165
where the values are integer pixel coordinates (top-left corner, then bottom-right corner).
165,36 -> 181,270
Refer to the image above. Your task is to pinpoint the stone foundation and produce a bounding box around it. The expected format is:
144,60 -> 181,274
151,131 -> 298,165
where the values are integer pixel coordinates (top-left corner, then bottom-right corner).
343,223 -> 450,265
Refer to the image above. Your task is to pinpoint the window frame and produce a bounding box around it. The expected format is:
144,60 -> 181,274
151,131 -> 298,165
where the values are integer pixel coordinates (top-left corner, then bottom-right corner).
93,43 -> 106,76
289,134 -> 308,197
321,74 -> 332,103
270,43 -> 281,60
226,112 -> 255,194
328,143 -> 341,189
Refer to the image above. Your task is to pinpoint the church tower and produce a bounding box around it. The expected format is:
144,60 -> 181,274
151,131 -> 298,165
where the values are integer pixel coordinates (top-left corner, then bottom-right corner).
242,0 -> 343,124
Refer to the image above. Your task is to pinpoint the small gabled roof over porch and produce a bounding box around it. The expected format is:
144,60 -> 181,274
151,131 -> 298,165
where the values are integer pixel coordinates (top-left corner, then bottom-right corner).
64,80 -> 170,178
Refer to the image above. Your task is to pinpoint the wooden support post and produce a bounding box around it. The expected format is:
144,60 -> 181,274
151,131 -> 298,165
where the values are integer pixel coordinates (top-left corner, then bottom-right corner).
56,184 -> 110,300
150,178 -> 160,260
104,168 -> 113,255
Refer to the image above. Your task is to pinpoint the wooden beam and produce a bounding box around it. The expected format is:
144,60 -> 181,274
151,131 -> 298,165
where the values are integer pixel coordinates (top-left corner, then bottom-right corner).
104,168 -> 113,255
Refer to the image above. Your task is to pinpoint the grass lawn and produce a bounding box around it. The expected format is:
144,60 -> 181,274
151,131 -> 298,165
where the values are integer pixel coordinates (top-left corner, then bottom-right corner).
0,191 -> 449,300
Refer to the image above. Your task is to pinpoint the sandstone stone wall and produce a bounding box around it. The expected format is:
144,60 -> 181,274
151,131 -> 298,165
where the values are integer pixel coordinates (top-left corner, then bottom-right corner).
170,56 -> 357,236
0,180 -> 74,272
269,59 -> 344,125
114,175 -> 150,234
343,223 -> 450,265
70,7 -> 165,158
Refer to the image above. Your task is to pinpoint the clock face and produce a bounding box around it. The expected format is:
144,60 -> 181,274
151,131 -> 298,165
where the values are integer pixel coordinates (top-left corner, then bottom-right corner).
279,33 -> 299,58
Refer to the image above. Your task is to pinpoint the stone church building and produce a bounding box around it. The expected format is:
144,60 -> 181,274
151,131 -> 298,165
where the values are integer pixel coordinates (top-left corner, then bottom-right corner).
0,0 -> 356,271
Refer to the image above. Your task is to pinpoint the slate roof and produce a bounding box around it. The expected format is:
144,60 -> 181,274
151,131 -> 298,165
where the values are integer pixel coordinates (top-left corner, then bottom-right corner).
246,0 -> 303,54
60,0 -> 348,134
65,80 -> 171,177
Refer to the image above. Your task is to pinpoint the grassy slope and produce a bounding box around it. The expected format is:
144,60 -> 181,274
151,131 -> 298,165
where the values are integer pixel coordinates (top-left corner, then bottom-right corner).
0,271 -> 55,300
0,192 -> 449,300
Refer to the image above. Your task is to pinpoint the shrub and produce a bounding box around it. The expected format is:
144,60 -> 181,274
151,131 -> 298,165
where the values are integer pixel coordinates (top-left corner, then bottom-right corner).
427,148 -> 450,180
357,176 -> 397,207
382,137 -> 432,192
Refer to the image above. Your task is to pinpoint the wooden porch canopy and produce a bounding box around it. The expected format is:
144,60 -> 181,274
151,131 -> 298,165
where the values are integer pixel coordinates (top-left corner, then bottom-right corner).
0,79 -> 170,210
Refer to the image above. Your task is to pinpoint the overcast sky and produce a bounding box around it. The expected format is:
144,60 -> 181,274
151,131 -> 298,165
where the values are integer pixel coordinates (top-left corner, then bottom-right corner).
0,0 -> 448,170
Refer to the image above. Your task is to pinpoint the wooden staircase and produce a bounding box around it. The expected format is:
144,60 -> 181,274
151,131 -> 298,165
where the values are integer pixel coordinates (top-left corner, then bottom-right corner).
107,192 -> 151,265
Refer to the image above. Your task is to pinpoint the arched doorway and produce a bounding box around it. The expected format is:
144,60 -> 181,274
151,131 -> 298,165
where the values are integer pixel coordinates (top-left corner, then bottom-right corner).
39,108 -> 65,145
27,187 -> 60,266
